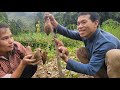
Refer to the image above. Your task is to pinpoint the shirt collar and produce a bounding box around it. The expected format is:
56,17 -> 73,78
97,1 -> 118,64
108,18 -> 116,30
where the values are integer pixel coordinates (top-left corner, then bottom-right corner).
0,56 -> 9,60
0,52 -> 10,61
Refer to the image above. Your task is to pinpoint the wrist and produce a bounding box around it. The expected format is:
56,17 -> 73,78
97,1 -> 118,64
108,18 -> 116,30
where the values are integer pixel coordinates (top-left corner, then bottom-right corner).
20,60 -> 27,66
64,57 -> 69,63
52,20 -> 58,28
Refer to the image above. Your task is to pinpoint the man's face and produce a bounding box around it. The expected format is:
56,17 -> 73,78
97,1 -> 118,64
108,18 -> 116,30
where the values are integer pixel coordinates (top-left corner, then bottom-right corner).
0,28 -> 14,54
77,15 -> 99,38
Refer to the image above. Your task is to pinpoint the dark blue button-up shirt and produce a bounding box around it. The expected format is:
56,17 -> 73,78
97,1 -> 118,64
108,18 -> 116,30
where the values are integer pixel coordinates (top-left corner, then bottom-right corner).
55,24 -> 120,75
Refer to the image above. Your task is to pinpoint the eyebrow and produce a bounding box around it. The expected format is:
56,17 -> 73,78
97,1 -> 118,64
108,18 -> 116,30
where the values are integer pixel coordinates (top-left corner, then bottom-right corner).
0,33 -> 12,39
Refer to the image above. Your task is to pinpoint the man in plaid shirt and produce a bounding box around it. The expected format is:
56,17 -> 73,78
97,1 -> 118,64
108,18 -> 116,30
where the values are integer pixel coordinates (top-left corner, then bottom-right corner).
0,24 -> 39,78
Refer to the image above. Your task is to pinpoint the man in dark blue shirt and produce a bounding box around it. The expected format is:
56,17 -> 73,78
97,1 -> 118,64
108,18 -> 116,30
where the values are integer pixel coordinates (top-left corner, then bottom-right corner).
45,12 -> 120,78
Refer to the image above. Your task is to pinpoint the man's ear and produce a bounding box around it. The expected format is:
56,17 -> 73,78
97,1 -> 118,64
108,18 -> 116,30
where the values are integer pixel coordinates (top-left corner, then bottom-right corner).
94,20 -> 99,28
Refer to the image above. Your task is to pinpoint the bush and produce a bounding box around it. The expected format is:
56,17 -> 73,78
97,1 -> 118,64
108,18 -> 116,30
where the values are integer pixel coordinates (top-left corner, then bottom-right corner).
101,19 -> 120,39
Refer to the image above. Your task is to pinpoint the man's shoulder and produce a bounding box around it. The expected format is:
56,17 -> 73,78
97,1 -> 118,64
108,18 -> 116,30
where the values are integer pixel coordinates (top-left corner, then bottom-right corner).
98,28 -> 109,35
99,28 -> 116,37
13,41 -> 25,50
13,41 -> 26,58
95,30 -> 116,46
98,28 -> 119,41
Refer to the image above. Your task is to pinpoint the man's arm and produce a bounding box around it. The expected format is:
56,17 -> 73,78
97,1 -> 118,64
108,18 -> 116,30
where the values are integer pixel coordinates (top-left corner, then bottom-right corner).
66,43 -> 116,75
10,60 -> 27,78
10,55 -> 37,78
66,53 -> 104,75
44,13 -> 82,41
0,55 -> 37,78
55,24 -> 82,41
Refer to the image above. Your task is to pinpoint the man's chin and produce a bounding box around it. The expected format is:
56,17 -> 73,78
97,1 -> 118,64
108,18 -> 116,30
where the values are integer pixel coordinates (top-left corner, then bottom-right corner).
80,34 -> 86,38
8,48 -> 14,52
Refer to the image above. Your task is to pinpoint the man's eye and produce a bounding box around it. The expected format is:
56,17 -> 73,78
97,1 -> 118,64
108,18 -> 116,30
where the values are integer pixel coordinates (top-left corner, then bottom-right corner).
82,21 -> 86,24
2,37 -> 8,40
77,22 -> 80,25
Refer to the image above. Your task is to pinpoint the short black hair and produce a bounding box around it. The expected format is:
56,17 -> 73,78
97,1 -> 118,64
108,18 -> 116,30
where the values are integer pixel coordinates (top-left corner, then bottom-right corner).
0,23 -> 9,29
78,12 -> 100,22
0,23 -> 10,36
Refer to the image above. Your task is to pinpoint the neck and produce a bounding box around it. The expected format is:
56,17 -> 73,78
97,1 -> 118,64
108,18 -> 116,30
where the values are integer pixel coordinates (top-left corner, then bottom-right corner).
87,29 -> 97,39
0,52 -> 7,56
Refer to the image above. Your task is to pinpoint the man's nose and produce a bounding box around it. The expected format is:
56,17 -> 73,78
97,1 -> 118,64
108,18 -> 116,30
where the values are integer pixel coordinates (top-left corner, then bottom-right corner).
77,24 -> 83,30
8,38 -> 13,44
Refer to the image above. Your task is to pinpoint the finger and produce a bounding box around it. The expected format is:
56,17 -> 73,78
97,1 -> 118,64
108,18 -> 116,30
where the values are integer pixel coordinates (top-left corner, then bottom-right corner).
58,47 -> 62,53
24,54 -> 32,59
55,39 -> 64,46
35,60 -> 41,64
59,53 -> 63,57
54,38 -> 58,41
44,13 -> 51,19
26,46 -> 32,49
24,59 -> 36,62
62,50 -> 65,54
26,46 -> 32,51
59,52 -> 65,57
29,60 -> 40,65
54,38 -> 59,45
44,15 -> 49,20
49,14 -> 54,20
58,47 -> 61,50
30,59 -> 36,61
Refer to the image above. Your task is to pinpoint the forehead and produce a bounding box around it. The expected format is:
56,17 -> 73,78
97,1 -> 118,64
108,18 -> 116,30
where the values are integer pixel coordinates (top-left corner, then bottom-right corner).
78,15 -> 91,21
0,28 -> 11,37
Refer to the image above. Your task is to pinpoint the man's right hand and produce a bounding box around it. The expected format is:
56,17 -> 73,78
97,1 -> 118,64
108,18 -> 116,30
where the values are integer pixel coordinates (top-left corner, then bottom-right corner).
54,38 -> 64,47
21,55 -> 40,66
57,46 -> 69,63
44,12 -> 59,28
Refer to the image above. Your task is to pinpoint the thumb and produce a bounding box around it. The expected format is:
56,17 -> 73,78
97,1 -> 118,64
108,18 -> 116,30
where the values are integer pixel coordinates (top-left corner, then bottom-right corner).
26,46 -> 33,55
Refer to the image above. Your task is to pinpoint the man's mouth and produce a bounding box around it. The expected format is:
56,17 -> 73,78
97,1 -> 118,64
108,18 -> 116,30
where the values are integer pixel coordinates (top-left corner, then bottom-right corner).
79,30 -> 85,34
8,45 -> 14,48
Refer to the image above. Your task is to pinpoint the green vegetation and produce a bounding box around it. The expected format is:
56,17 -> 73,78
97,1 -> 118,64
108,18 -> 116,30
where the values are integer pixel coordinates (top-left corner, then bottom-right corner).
101,19 -> 120,39
13,32 -> 83,60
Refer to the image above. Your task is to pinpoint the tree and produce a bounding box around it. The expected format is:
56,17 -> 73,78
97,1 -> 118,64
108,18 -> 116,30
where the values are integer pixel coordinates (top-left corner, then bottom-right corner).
9,19 -> 22,35
98,12 -> 120,25
0,12 -> 8,24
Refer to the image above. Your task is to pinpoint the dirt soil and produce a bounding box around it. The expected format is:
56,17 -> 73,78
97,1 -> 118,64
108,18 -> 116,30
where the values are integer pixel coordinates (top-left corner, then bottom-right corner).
32,58 -> 93,78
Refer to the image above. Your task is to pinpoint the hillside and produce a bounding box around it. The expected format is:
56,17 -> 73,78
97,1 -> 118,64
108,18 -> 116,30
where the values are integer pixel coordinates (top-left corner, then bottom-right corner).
6,12 -> 37,27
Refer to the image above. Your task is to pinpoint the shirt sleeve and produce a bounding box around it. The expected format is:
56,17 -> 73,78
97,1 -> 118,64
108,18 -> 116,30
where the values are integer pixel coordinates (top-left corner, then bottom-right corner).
14,41 -> 27,57
66,43 -> 116,75
55,24 -> 82,41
